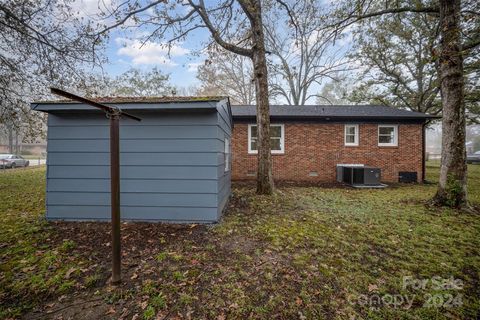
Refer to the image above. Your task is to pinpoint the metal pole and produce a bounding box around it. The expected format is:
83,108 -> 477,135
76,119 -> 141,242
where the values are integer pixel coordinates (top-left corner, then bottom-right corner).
48,88 -> 142,285
110,114 -> 121,284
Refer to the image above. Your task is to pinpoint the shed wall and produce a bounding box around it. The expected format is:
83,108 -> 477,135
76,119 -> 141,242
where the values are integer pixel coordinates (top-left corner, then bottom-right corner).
46,111 -> 225,222
216,100 -> 232,219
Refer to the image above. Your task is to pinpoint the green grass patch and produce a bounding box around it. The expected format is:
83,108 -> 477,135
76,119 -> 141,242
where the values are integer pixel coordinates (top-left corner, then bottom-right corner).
0,168 -> 87,318
0,163 -> 479,319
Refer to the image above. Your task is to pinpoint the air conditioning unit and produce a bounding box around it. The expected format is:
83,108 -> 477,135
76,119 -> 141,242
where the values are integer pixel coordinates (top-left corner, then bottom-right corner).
336,164 -> 383,187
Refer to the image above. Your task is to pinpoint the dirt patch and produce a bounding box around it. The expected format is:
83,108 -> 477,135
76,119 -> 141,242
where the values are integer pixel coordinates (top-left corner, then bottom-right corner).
217,234 -> 259,255
27,295 -> 109,320
22,221 -> 212,319
22,217 -> 284,319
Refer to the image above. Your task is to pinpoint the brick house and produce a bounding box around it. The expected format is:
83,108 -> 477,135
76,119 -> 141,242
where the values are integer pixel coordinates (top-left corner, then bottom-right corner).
231,105 -> 438,183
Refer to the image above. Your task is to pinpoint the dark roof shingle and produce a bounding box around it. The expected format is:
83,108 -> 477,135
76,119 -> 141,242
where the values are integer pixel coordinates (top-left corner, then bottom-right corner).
35,96 -> 227,104
232,104 -> 439,120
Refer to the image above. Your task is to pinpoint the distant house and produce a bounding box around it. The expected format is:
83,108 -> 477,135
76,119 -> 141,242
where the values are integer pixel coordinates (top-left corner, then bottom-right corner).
32,97 -> 232,223
231,105 -> 439,183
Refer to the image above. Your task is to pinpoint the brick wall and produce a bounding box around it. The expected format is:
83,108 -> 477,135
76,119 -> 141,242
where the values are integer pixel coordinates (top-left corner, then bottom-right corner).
231,122 -> 423,182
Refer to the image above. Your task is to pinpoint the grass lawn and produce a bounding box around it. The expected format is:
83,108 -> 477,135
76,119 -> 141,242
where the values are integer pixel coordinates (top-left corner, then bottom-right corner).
20,155 -> 45,160
0,163 -> 479,319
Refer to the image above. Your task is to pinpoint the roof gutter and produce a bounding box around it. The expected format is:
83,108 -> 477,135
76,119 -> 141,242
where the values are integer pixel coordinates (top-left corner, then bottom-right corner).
30,102 -> 219,112
232,115 -> 441,122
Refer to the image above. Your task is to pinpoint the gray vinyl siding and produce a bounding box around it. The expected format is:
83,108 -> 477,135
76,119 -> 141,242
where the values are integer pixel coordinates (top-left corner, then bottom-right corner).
43,101 -> 232,223
47,139 -> 223,153
217,172 -> 231,218
46,206 -> 216,222
216,100 -> 233,218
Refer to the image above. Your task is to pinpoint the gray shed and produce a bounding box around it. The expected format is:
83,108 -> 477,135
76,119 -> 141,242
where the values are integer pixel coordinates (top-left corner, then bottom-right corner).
31,97 -> 232,223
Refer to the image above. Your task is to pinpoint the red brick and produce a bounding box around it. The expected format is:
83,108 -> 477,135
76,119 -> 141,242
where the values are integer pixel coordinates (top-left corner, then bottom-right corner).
231,123 -> 423,183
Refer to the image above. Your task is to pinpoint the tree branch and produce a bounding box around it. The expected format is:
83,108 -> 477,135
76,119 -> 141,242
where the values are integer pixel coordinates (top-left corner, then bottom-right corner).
274,0 -> 299,35
189,0 -> 253,57
96,0 -> 166,38
327,5 -> 439,33
463,37 -> 480,51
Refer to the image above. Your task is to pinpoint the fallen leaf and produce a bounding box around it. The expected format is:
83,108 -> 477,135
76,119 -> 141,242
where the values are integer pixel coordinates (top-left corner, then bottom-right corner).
295,297 -> 303,306
140,301 -> 148,310
368,284 -> 378,292
298,311 -> 306,320
131,273 -> 138,280
105,307 -> 116,315
119,308 -> 129,320
65,267 -> 77,279
21,266 -> 35,272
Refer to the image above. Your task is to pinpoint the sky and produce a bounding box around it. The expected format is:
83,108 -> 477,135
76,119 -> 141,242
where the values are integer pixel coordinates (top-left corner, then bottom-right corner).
104,24 -> 209,87
75,0 -> 211,89
73,0 -> 353,101
103,32 -> 207,88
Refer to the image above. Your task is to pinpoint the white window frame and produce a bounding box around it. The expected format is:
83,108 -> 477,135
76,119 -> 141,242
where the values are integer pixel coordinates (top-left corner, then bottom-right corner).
378,125 -> 398,146
344,124 -> 359,146
224,137 -> 230,172
248,124 -> 285,154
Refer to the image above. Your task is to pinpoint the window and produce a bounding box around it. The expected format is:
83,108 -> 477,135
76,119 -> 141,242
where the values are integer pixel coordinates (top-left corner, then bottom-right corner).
378,125 -> 398,146
344,124 -> 359,146
224,138 -> 230,172
248,124 -> 284,154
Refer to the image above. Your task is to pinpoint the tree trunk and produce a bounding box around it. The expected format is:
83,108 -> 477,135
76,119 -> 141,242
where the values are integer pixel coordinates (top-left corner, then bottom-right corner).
432,0 -> 467,208
250,2 -> 274,194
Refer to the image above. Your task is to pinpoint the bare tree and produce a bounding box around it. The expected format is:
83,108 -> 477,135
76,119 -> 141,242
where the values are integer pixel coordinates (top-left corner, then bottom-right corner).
329,0 -> 480,208
175,85 -> 200,97
73,68 -> 174,98
0,0 -> 103,139
194,1 -> 350,107
96,0 -> 299,194
197,48 -> 255,105
349,5 -> 479,121
264,1 -> 350,105
349,12 -> 442,115
112,68 -> 174,97
316,78 -> 354,105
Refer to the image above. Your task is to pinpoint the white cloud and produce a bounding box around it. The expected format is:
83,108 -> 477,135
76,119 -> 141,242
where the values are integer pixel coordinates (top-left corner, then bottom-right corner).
70,0 -> 113,17
187,62 -> 202,72
115,38 -> 190,66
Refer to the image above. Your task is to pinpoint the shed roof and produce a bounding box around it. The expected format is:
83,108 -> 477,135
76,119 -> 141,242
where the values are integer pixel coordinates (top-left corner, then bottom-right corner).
31,96 -> 229,112
232,104 -> 439,121
34,96 -> 227,104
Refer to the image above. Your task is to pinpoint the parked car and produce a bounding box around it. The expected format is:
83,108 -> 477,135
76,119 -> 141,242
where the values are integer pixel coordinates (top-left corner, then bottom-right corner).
467,151 -> 480,164
0,154 -> 30,169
